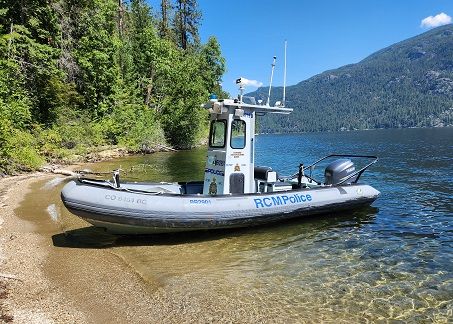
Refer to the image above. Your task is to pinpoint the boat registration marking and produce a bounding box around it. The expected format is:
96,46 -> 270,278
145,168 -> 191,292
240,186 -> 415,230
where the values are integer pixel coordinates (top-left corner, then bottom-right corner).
254,194 -> 312,209
189,199 -> 212,205
105,194 -> 146,205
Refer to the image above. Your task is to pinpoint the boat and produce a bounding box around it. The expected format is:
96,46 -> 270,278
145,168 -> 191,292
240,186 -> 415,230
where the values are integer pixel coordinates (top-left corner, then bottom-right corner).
61,83 -> 380,234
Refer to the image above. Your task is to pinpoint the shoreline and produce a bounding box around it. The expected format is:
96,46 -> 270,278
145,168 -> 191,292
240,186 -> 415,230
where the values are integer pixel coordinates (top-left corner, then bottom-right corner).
0,169 -> 283,323
0,172 -> 158,323
0,173 -> 85,322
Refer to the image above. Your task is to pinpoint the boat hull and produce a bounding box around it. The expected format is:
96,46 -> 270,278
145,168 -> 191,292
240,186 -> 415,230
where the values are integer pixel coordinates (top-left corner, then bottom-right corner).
61,180 -> 380,234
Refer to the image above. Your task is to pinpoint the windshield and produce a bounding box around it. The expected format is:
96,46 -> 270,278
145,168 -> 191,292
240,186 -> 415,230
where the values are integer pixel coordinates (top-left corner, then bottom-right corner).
209,120 -> 227,148
231,119 -> 246,149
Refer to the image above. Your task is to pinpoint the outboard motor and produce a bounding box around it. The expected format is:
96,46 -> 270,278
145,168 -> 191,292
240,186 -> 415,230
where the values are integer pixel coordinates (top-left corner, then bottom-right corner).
324,159 -> 355,185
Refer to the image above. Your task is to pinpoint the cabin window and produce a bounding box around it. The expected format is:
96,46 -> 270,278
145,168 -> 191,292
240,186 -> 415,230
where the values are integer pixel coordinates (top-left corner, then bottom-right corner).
231,119 -> 246,149
209,120 -> 227,148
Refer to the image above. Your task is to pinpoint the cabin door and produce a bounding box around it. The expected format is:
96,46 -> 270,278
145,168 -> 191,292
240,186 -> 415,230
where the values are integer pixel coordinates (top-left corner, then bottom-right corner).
229,173 -> 245,194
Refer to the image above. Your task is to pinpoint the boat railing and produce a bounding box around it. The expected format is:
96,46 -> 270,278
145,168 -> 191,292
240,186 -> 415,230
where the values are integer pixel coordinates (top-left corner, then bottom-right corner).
78,176 -> 169,195
289,154 -> 378,186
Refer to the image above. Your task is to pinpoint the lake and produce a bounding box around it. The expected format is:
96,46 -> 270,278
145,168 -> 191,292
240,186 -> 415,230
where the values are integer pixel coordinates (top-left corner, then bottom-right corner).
25,128 -> 453,321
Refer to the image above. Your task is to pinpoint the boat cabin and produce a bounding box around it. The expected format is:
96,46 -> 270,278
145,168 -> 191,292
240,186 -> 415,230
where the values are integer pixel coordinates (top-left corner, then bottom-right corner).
202,97 -> 292,195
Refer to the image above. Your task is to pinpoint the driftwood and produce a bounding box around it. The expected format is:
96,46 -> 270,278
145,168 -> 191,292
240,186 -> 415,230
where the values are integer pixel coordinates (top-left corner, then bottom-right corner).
154,144 -> 177,152
39,167 -> 105,177
52,169 -> 77,177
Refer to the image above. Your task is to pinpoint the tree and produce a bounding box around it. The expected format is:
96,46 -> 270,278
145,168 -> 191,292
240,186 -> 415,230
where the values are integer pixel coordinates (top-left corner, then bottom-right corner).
158,0 -> 172,39
73,0 -> 120,117
0,21 -> 43,169
199,36 -> 226,96
173,0 -> 200,50
158,50 -> 207,148
0,0 -> 229,171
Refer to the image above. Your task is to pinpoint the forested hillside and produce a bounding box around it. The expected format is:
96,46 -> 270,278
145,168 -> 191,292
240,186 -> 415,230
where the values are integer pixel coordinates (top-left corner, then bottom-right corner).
0,0 -> 225,172
251,25 -> 453,133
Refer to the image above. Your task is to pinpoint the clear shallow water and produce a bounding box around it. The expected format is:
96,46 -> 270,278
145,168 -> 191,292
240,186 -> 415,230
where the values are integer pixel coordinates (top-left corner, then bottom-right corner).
31,128 -> 453,321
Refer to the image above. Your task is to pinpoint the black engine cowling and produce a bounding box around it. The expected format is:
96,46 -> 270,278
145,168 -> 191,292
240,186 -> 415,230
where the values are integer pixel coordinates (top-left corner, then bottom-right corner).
324,159 -> 355,185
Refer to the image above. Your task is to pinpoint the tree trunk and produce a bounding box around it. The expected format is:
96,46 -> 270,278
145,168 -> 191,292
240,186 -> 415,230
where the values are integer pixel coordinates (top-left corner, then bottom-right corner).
160,0 -> 169,38
118,0 -> 124,37
145,69 -> 155,107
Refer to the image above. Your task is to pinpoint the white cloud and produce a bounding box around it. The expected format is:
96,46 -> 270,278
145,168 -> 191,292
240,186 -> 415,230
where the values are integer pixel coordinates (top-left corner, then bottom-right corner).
421,12 -> 452,28
236,77 -> 263,88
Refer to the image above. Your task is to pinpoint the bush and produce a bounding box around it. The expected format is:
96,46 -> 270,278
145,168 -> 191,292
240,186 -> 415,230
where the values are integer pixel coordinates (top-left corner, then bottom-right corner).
106,101 -> 167,151
4,129 -> 44,171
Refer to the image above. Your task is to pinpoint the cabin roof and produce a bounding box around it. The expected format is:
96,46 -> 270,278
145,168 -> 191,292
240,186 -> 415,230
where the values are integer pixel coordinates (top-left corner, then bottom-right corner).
204,99 -> 293,115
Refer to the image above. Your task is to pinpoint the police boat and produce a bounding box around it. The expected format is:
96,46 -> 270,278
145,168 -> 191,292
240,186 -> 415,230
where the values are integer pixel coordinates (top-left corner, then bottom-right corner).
61,86 -> 380,234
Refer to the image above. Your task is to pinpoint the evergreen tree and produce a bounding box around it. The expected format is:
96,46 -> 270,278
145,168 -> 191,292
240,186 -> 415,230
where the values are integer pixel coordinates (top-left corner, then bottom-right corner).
173,0 -> 200,50
158,0 -> 172,40
0,0 -> 64,125
73,0 -> 120,117
199,36 -> 226,96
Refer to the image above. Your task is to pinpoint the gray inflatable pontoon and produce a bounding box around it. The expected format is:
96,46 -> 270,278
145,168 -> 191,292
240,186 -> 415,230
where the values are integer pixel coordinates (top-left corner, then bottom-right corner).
61,175 -> 379,234
61,96 -> 380,234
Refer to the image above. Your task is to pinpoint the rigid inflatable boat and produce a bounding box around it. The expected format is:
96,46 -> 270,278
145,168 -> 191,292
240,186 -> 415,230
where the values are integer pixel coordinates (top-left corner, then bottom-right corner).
61,82 -> 380,234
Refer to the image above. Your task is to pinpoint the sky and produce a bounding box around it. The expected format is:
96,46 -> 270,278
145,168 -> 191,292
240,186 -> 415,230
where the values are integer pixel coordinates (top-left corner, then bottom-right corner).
148,0 -> 453,97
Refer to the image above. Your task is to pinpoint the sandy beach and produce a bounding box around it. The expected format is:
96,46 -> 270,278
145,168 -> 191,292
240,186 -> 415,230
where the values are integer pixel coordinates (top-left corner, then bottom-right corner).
0,171 -> 270,323
0,173 -> 157,323
0,173 -> 80,322
0,170 -> 285,324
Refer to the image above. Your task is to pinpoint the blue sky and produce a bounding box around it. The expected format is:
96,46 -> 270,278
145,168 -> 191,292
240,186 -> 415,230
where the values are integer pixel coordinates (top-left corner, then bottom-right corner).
148,0 -> 453,96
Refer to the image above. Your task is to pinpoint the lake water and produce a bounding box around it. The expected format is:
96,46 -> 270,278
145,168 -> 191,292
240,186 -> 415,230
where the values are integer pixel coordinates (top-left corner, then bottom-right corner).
25,128 -> 453,321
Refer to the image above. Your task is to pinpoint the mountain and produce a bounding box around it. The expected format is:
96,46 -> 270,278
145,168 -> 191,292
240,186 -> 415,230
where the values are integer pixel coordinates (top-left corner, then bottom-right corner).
248,25 -> 453,133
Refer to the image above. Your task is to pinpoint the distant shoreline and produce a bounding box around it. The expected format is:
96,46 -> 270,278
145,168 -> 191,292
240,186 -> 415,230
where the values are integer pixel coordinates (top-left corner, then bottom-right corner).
256,124 -> 453,135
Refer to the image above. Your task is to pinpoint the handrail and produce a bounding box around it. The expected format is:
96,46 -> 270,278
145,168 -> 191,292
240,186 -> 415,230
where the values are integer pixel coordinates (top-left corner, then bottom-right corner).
302,154 -> 378,171
335,156 -> 378,185
79,177 -> 166,195
288,154 -> 378,185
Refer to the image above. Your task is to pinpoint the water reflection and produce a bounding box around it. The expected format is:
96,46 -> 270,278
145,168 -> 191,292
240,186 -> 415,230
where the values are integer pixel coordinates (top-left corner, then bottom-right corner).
85,147 -> 207,182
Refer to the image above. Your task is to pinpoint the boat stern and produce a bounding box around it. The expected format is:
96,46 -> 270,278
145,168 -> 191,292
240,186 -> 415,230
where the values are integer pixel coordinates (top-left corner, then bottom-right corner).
358,184 -> 380,203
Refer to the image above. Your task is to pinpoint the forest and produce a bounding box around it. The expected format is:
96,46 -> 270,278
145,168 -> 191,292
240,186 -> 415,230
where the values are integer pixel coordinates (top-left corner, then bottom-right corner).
0,0 -> 226,173
252,25 -> 453,134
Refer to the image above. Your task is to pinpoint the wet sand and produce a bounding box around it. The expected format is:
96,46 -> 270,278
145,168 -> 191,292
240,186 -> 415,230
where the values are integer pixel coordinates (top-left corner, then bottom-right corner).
0,173 -> 82,322
0,173 -> 279,323
0,173 -> 156,323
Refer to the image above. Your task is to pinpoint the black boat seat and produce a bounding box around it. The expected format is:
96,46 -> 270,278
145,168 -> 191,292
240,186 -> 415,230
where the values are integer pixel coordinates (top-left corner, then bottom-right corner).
254,166 -> 278,182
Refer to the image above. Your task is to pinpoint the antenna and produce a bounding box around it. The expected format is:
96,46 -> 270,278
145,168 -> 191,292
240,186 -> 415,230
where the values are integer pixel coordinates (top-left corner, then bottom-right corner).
236,78 -> 244,103
266,56 -> 277,106
283,40 -> 287,107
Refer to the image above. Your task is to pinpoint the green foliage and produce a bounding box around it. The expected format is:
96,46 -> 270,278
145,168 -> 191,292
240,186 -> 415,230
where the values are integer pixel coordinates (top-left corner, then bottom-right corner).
0,121 -> 44,171
6,128 -> 45,170
199,36 -> 226,96
158,50 -> 208,148
0,0 -> 226,173
1,2 -> 63,125
73,0 -> 120,117
114,105 -> 166,151
0,67 -> 32,127
0,46 -> 37,171
172,0 -> 201,50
